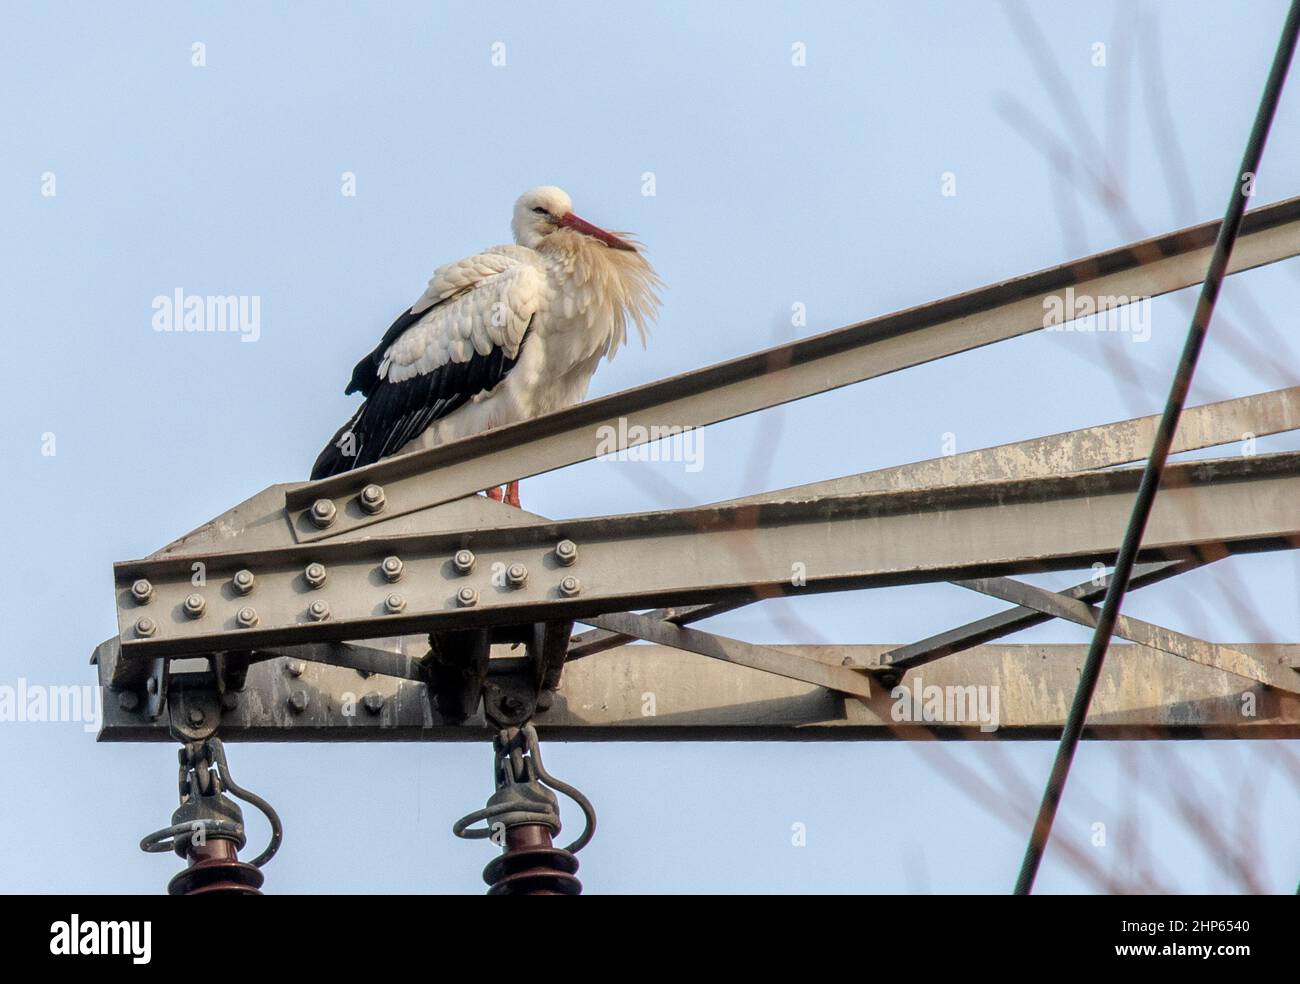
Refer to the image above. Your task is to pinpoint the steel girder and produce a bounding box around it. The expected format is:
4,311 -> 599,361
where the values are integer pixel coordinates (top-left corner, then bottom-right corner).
95,198 -> 1300,741
281,196 -> 1300,542
94,641 -> 1300,741
112,452 -> 1300,661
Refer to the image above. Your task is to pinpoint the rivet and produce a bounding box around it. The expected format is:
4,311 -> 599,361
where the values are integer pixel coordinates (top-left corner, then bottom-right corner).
559,575 -> 581,598
506,563 -> 528,588
188,707 -> 206,726
130,579 -> 154,604
359,483 -> 387,514
381,556 -> 404,582
232,569 -> 255,595
456,586 -> 478,607
236,607 -> 259,628
307,600 -> 330,621
384,593 -> 406,614
555,539 -> 578,566
304,562 -> 328,588
452,549 -> 476,575
117,690 -> 140,712
363,693 -> 385,715
134,617 -> 157,638
286,660 -> 305,677
309,498 -> 337,528
221,692 -> 240,711
287,691 -> 308,714
183,593 -> 206,619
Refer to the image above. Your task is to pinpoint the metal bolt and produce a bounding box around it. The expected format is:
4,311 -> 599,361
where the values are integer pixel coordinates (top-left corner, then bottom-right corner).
359,483 -> 386,514
307,600 -> 330,621
452,549 -> 476,575
555,539 -> 578,566
559,575 -> 581,598
286,660 -> 305,677
232,569 -> 255,595
188,707 -> 206,726
304,562 -> 328,588
381,555 -> 404,582
236,606 -> 259,628
117,690 -> 140,712
456,586 -> 478,607
362,693 -> 385,715
130,579 -> 154,604
384,592 -> 406,614
183,593 -> 206,619
134,616 -> 157,638
221,692 -> 240,711
506,563 -> 528,588
287,691 -> 308,714
146,677 -> 159,695
309,498 -> 337,528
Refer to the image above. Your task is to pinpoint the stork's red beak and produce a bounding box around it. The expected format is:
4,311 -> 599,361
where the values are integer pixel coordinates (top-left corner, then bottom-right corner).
559,212 -> 637,251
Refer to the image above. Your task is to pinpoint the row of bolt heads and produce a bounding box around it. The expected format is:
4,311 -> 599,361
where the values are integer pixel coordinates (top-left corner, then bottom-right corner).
128,539 -> 581,638
308,486 -> 385,527
118,665 -> 387,718
281,660 -> 386,717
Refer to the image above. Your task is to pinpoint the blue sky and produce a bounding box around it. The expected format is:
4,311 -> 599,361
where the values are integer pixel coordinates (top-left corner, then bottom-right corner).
2,0 -> 1299,893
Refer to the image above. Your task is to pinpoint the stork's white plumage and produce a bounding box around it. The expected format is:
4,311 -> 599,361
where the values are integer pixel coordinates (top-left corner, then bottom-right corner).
311,187 -> 661,502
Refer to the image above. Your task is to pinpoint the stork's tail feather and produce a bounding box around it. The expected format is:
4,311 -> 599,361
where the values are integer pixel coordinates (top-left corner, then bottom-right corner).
310,405 -> 366,480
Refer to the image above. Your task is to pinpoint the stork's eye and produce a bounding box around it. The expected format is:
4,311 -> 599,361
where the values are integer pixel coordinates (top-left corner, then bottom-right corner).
532,207 -> 549,216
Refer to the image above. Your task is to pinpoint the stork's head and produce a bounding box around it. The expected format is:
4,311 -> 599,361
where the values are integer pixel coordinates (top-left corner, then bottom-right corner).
511,186 -> 637,252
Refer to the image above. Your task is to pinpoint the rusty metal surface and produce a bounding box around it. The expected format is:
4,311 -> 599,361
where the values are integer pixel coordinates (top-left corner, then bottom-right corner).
282,197 -> 1300,542
96,641 -> 1300,741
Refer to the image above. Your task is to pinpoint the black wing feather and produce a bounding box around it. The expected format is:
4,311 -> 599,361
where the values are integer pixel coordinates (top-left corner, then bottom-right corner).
311,320 -> 532,480
345,305 -> 427,397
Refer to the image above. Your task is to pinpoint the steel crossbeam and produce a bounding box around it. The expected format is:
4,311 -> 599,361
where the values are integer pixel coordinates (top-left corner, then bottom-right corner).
96,201 -> 1300,744
113,452 -> 1300,660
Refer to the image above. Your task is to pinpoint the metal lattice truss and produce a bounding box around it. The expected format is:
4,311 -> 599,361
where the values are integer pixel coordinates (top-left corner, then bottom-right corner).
95,198 -> 1300,742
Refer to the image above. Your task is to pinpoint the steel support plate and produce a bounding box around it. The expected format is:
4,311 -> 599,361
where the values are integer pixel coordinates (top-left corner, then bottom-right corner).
113,452 -> 1300,659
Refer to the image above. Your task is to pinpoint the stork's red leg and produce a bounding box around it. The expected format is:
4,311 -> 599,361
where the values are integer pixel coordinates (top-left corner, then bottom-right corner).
505,480 -> 521,508
485,486 -> 504,501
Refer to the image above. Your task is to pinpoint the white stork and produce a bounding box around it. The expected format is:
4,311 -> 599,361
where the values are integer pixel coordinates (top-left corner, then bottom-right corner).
311,186 -> 661,505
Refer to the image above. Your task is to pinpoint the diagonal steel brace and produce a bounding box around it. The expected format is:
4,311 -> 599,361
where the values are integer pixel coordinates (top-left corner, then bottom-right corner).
954,575 -> 1300,693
